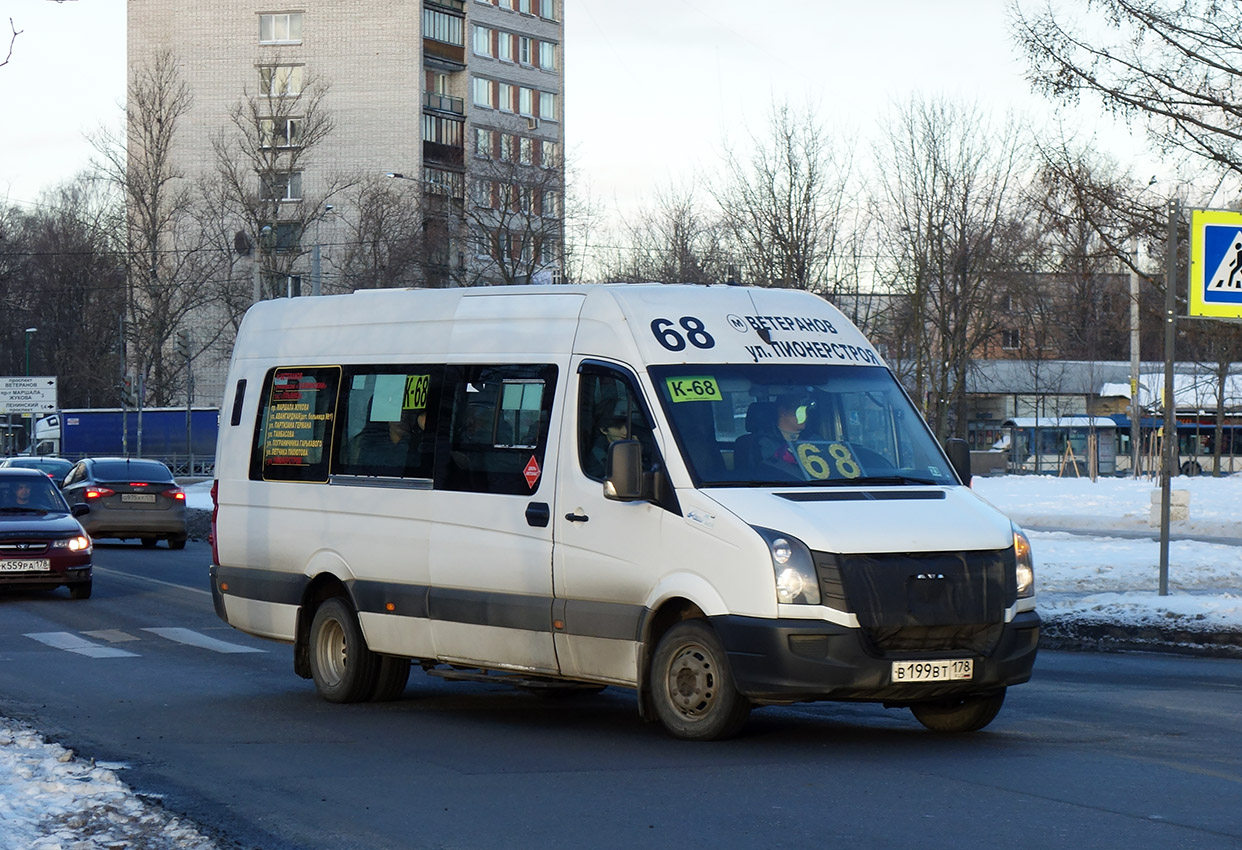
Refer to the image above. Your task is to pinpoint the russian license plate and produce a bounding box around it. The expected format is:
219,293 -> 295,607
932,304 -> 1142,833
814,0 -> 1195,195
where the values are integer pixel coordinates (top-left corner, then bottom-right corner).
0,558 -> 51,572
121,493 -> 156,503
891,658 -> 974,683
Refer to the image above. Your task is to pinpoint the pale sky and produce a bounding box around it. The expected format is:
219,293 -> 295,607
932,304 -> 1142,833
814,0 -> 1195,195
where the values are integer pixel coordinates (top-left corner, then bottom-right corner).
0,0 -> 1152,216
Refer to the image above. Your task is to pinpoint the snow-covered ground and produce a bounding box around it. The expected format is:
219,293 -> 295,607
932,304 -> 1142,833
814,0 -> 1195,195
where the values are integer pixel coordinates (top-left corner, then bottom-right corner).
3,474 -> 1240,850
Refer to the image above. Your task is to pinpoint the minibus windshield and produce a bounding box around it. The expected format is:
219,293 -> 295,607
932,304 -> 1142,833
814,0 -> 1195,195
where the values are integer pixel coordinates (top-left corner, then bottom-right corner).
647,364 -> 957,487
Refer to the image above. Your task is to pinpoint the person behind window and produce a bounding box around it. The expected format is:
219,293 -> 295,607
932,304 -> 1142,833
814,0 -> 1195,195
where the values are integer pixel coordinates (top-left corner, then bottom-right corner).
355,408 -> 425,474
585,401 -> 630,479
753,395 -> 809,478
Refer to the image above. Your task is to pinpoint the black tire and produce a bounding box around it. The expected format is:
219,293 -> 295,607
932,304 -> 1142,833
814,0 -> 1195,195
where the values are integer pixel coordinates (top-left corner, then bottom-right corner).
909,689 -> 1006,733
168,536 -> 187,550
308,597 -> 380,703
69,580 -> 92,600
1180,461 -> 1202,477
141,538 -> 158,548
369,655 -> 411,702
650,620 -> 750,741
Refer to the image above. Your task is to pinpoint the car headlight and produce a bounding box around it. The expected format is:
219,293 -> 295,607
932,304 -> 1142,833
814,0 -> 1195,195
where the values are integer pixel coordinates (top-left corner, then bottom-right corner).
753,526 -> 821,605
52,535 -> 92,553
1013,524 -> 1034,599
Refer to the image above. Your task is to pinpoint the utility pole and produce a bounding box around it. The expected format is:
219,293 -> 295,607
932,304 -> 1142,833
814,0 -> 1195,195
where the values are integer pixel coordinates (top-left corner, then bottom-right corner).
1129,235 -> 1141,477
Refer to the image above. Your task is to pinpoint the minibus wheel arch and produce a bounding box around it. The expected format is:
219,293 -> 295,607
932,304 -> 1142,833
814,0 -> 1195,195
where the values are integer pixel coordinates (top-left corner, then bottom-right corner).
635,599 -> 705,723
294,575 -> 354,680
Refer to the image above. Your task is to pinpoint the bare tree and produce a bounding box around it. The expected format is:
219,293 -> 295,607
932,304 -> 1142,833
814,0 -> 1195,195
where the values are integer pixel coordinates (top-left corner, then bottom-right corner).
464,146 -> 564,285
333,176 -> 432,291
873,97 -> 1031,439
711,103 -> 856,294
1011,0 -> 1242,186
210,65 -> 349,315
605,183 -> 729,284
93,50 -> 216,406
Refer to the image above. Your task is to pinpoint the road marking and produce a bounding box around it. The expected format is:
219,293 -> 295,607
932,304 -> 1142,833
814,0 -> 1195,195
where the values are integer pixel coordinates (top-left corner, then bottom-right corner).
141,627 -> 265,654
82,629 -> 141,643
24,632 -> 139,658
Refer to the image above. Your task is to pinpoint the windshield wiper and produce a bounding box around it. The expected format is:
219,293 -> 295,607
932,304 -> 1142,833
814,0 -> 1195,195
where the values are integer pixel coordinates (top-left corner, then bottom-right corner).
0,506 -> 50,514
840,475 -> 940,486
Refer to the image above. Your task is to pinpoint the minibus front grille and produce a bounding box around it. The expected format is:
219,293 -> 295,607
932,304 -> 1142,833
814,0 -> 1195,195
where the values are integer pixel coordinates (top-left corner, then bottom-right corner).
813,548 -> 1016,656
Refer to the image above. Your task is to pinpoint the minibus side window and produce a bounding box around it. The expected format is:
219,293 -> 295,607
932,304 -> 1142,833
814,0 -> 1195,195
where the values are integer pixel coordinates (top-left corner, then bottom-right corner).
439,364 -> 557,495
249,366 -> 342,483
333,366 -> 443,479
577,366 -> 657,481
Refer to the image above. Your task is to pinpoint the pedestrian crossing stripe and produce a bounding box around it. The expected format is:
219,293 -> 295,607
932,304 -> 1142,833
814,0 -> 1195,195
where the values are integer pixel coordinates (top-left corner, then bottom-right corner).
1190,209 -> 1242,319
22,629 -> 265,657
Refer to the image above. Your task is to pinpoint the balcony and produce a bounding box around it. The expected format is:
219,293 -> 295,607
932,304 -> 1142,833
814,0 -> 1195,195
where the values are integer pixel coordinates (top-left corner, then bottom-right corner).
423,140 -> 464,167
425,0 -> 465,11
423,91 -> 464,115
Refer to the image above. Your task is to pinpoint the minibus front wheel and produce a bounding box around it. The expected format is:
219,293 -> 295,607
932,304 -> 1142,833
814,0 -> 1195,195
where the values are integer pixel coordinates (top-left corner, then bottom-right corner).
650,620 -> 751,741
309,597 -> 380,703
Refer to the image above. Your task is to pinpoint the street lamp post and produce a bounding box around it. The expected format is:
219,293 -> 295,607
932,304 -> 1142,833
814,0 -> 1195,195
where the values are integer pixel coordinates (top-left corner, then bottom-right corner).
23,327 -> 37,453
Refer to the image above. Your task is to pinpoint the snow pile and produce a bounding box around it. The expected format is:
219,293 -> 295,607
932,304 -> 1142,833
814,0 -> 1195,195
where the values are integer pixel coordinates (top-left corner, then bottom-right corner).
974,475 -> 1242,641
0,719 -> 219,850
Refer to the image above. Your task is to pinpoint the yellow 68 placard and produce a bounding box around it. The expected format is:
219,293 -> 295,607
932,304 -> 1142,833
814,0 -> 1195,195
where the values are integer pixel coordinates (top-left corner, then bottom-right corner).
796,442 -> 861,479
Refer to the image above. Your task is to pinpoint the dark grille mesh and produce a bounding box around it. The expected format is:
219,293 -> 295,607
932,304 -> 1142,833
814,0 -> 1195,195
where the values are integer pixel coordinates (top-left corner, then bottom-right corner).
814,548 -> 1016,656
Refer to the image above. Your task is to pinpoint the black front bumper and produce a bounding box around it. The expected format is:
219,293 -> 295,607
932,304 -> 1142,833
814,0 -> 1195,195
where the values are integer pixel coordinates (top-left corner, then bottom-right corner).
712,610 -> 1040,703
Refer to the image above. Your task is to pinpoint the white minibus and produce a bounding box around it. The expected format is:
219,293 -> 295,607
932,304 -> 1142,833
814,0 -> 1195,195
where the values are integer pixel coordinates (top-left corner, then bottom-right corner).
209,283 -> 1038,740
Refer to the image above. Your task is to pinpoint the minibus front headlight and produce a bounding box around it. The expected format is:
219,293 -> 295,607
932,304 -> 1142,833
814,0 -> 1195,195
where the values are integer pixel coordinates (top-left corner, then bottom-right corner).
1013,524 -> 1035,599
753,526 -> 821,605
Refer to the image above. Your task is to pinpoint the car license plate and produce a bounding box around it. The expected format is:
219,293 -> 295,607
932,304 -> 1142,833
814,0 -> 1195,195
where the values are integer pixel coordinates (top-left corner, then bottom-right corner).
0,558 -> 51,572
121,493 -> 156,503
891,658 -> 973,683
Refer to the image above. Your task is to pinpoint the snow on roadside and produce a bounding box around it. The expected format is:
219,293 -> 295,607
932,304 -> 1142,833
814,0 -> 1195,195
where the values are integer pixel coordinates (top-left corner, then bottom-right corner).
0,718 -> 219,849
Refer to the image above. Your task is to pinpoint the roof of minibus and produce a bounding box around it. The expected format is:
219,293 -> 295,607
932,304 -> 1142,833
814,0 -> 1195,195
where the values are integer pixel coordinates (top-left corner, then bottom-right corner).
232,283 -> 884,368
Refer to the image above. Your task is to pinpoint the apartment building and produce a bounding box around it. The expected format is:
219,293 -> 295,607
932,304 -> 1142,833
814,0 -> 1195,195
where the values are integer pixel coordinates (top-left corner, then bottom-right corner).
126,0 -> 565,404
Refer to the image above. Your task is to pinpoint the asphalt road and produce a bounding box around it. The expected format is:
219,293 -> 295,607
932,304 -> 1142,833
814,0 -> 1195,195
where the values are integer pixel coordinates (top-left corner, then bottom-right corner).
1,542 -> 1241,850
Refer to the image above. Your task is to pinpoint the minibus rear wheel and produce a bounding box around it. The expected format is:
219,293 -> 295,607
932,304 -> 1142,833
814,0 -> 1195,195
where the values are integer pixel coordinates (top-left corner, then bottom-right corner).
309,597 -> 380,703
909,688 -> 1006,733
650,620 -> 751,741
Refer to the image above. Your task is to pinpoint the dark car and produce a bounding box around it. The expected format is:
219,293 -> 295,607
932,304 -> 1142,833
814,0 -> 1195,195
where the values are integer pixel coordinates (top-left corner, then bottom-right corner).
62,458 -> 188,549
0,468 -> 93,599
0,456 -> 75,485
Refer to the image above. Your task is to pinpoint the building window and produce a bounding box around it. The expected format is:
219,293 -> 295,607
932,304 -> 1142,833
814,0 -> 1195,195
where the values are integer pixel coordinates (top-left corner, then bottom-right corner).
517,0 -> 532,13
475,127 -> 494,158
473,77 -> 494,108
424,167 -> 463,199
498,32 -> 513,62
539,140 -> 560,168
423,8 -> 464,46
472,25 -> 492,56
538,91 -> 558,121
539,0 -> 557,21
519,136 -> 533,165
519,87 -> 533,116
539,41 -> 557,70
259,65 -> 303,97
259,13 -> 303,45
518,36 -> 532,65
1001,329 -> 1020,350
500,133 -> 514,162
542,189 -> 561,217
422,114 -> 464,147
260,118 -> 302,148
498,82 -> 514,112
260,172 -> 303,202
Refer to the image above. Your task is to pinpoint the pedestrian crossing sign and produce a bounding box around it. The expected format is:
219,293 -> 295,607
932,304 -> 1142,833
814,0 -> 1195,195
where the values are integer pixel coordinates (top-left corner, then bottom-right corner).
1190,208 -> 1242,319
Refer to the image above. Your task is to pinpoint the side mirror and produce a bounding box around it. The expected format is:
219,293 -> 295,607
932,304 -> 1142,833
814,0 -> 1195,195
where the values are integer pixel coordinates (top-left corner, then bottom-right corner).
944,438 -> 972,487
604,439 -> 645,501
71,503 -> 91,518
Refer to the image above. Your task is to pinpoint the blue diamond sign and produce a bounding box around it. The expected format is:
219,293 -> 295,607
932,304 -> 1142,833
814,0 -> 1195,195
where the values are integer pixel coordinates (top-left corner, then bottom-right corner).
1190,208 -> 1242,319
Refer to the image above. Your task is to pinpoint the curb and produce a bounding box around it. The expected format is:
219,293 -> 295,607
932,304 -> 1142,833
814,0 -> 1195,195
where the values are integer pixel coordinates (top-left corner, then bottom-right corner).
1040,620 -> 1242,659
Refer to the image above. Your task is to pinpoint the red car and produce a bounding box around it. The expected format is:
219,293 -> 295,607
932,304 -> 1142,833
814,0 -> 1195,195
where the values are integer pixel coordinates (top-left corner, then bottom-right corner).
0,468 -> 93,599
